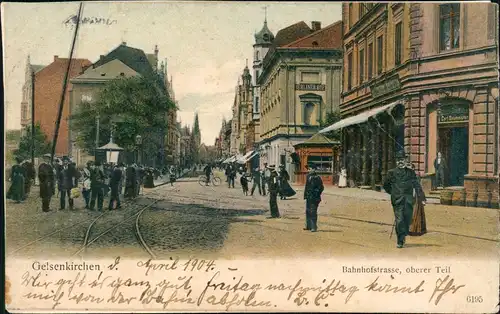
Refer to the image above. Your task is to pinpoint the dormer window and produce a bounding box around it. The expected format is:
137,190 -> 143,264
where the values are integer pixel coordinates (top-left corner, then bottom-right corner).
120,72 -> 125,76
100,73 -> 106,76
312,41 -> 319,47
263,34 -> 269,41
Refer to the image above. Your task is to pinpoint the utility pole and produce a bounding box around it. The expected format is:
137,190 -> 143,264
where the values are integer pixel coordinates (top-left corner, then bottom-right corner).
95,115 -> 100,160
31,69 -> 35,166
50,2 -> 83,163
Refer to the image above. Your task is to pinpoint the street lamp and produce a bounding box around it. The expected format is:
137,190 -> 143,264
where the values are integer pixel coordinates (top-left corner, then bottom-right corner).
97,127 -> 124,164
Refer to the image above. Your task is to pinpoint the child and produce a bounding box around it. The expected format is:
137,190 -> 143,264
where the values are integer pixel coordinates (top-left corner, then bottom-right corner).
240,173 -> 249,196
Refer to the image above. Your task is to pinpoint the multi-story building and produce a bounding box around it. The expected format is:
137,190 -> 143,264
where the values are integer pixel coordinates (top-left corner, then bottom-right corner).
258,21 -> 343,175
335,3 -> 498,207
24,55 -> 92,156
20,55 -> 46,134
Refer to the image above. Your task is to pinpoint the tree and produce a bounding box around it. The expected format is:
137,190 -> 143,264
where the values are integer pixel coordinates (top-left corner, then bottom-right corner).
321,111 -> 342,140
13,124 -> 52,161
70,75 -> 175,163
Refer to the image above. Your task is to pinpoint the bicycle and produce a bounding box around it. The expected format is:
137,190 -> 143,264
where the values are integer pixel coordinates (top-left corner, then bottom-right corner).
198,173 -> 222,186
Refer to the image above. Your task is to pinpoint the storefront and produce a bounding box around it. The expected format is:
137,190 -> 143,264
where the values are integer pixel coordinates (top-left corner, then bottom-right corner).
293,133 -> 340,185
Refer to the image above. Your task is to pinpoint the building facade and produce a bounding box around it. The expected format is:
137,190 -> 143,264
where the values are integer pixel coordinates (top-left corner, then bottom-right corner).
28,55 -> 92,156
339,3 -> 498,207
258,21 -> 343,176
20,56 -> 46,134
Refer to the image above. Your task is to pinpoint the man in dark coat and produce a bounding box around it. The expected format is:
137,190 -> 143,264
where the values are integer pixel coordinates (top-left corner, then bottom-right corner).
90,161 -> 106,211
108,164 -> 123,210
38,154 -> 55,212
227,164 -> 236,188
383,151 -> 426,248
267,166 -> 280,218
58,157 -> 79,210
433,152 -> 446,189
250,167 -> 262,196
22,161 -> 35,198
303,164 -> 324,232
203,163 -> 212,186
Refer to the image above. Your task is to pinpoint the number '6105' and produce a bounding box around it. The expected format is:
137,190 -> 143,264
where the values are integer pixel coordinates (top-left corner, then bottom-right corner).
466,296 -> 483,303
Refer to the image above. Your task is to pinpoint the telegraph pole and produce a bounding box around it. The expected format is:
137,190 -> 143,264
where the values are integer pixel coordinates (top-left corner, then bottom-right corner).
50,2 -> 83,163
95,115 -> 100,160
31,69 -> 35,165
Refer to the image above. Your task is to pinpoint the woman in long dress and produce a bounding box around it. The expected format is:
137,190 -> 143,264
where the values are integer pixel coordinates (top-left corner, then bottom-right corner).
409,163 -> 427,236
278,165 -> 296,200
338,167 -> 347,188
7,157 -> 26,203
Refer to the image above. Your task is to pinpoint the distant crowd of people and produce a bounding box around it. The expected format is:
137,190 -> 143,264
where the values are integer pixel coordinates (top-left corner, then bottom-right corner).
7,154 -> 184,212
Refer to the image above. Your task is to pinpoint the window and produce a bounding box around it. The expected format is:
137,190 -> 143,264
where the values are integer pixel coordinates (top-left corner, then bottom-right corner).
368,43 -> 373,80
301,71 -> 320,83
304,103 -> 315,125
359,3 -> 366,18
255,96 -> 260,113
366,3 -> 374,10
307,155 -> 333,172
439,4 -> 460,51
21,105 -> 27,121
348,3 -> 353,27
377,36 -> 383,74
395,22 -> 402,66
347,52 -> 353,90
359,49 -> 365,84
255,50 -> 260,61
81,94 -> 93,102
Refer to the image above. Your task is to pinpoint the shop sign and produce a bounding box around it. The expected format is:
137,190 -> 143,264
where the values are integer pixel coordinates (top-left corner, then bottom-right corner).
295,84 -> 326,91
370,76 -> 401,98
438,104 -> 469,124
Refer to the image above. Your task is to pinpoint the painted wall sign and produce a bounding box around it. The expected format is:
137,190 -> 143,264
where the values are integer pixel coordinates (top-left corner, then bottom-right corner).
370,75 -> 401,98
438,104 -> 469,124
63,15 -> 118,28
295,84 -> 326,91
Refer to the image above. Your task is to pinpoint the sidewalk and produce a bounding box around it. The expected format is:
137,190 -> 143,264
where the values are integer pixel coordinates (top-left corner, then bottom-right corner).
290,184 -> 441,204
153,169 -> 192,187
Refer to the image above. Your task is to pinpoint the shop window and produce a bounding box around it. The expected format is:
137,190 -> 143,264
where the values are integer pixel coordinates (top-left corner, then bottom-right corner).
395,22 -> 402,66
359,49 -> 365,84
347,52 -> 353,90
377,35 -> 383,75
368,43 -> 373,80
304,103 -> 315,125
439,4 -> 460,51
307,155 -> 333,172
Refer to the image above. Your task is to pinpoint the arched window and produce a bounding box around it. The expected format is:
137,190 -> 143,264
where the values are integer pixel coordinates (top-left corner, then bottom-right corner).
255,50 -> 260,61
304,103 -> 315,125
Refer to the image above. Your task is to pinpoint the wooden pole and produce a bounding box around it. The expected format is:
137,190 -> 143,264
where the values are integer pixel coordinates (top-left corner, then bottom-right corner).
50,2 -> 83,163
31,69 -> 35,165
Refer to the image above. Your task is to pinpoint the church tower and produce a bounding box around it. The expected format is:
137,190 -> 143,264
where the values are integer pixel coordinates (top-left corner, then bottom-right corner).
252,9 -> 274,120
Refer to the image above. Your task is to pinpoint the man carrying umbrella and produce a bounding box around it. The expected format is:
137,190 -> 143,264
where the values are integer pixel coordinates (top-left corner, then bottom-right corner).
383,151 -> 425,248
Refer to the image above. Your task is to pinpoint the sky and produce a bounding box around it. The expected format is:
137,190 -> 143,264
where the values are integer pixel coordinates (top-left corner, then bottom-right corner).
2,1 -> 341,145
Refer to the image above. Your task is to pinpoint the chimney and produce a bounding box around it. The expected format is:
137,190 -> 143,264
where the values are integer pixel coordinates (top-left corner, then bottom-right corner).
99,55 -> 104,61
54,55 -> 59,62
312,21 -> 321,31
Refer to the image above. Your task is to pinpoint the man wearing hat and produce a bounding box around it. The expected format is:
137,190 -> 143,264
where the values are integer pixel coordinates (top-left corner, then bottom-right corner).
267,165 -> 280,218
38,154 -> 55,212
90,160 -> 106,211
303,163 -> 324,232
383,151 -> 426,248
58,157 -> 79,210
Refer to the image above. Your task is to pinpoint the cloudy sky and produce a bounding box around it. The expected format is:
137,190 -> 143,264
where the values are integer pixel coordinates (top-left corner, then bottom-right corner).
2,1 -> 341,145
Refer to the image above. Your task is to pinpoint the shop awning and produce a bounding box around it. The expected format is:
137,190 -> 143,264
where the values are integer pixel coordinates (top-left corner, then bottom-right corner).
319,101 -> 402,134
237,151 -> 258,164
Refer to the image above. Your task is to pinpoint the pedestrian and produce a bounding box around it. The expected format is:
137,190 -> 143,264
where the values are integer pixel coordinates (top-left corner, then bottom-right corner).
57,157 -> 78,210
338,167 -> 347,188
7,157 -> 26,203
267,165 -> 280,218
240,173 -> 249,195
89,160 -> 106,211
408,163 -> 427,236
169,165 -> 177,186
303,164 -> 324,232
82,161 -> 93,209
383,151 -> 426,248
125,164 -> 137,199
250,167 -> 262,196
227,164 -> 236,188
261,163 -> 270,196
108,164 -> 123,210
434,152 -> 446,189
22,160 -> 35,199
278,165 -> 295,200
37,154 -> 55,212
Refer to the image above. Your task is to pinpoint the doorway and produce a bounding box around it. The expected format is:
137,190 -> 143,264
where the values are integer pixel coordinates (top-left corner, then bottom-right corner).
438,126 -> 469,186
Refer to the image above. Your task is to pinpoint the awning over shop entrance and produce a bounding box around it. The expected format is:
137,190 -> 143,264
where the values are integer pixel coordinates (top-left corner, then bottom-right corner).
319,101 -> 402,134
237,150 -> 258,164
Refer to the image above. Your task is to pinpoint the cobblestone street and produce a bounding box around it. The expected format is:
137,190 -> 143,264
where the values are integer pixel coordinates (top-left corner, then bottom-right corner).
5,178 -> 498,261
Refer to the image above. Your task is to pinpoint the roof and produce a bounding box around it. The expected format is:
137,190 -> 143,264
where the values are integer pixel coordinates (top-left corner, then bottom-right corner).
272,21 -> 312,48
72,59 -> 140,82
146,53 -> 157,68
255,20 -> 274,45
92,43 -> 155,77
294,133 -> 339,147
31,64 -> 46,73
284,21 -> 342,49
